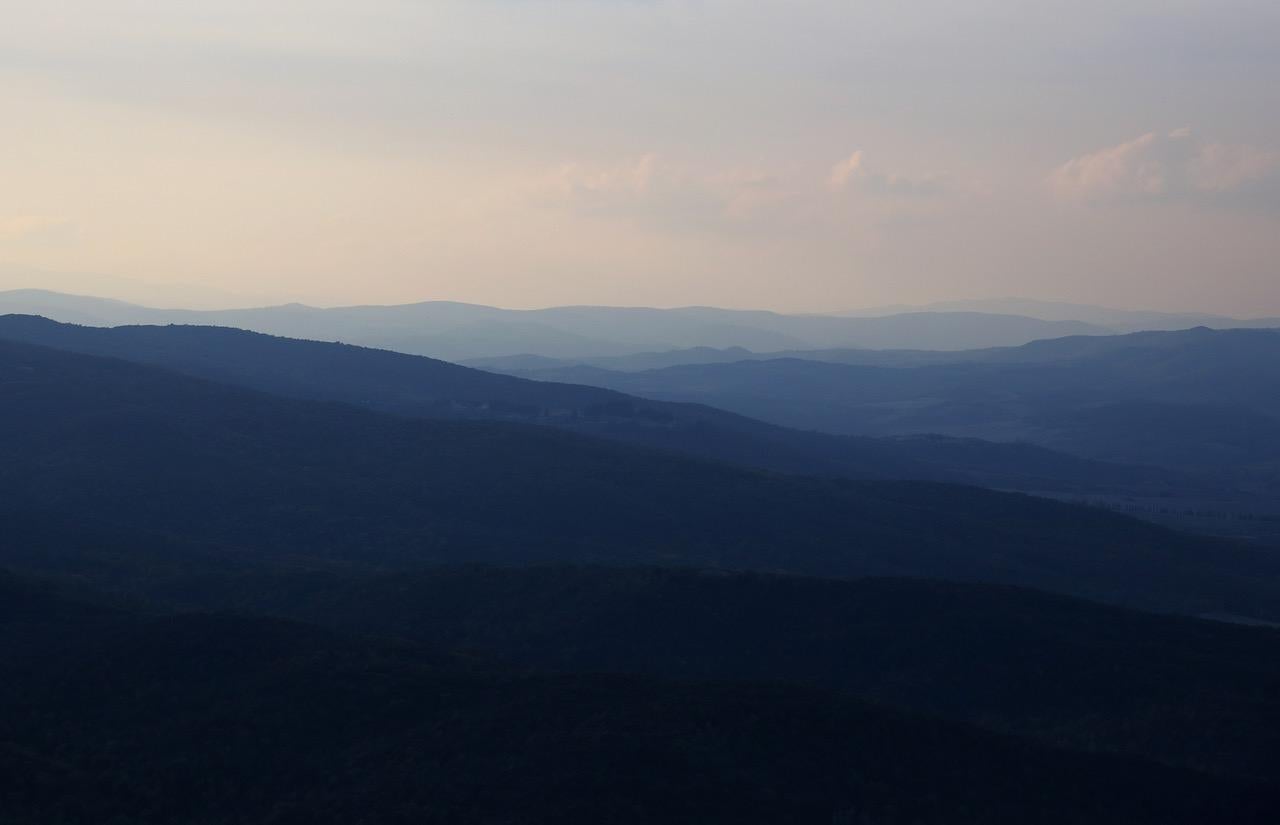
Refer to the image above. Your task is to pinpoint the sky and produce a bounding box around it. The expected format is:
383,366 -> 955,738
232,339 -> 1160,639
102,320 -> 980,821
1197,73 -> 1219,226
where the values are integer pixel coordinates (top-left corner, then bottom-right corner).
1,0 -> 1278,314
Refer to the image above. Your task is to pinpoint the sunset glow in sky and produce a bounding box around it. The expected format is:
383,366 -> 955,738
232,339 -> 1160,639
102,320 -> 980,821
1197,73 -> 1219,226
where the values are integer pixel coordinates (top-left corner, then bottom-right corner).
2,1 -> 1278,313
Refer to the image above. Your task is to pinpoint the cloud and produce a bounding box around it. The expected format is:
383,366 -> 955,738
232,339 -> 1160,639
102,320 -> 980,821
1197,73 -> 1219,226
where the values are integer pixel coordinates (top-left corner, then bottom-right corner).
549,154 -> 660,200
828,151 -> 867,189
537,155 -> 793,232
533,150 -> 954,239
0,215 -> 77,247
1049,129 -> 1280,205
828,150 -> 944,196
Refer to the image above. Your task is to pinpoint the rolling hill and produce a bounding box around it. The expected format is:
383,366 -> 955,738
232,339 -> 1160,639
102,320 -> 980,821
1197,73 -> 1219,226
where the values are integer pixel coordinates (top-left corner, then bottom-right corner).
159,564 -> 1280,783
2,336 -> 1280,618
0,314 -> 1187,496
4,570 -> 1274,825
499,327 -> 1280,479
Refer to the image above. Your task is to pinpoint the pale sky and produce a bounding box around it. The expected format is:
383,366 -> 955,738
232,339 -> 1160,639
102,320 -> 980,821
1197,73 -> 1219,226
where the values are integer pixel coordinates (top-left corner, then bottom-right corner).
1,0 -> 1278,313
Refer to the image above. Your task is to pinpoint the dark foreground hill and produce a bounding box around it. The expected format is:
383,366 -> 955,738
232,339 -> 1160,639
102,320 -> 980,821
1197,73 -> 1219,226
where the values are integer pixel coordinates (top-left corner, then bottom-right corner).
3,338 -> 1280,618
165,565 -> 1280,782
1,570 -> 1276,825
0,314 -> 1185,495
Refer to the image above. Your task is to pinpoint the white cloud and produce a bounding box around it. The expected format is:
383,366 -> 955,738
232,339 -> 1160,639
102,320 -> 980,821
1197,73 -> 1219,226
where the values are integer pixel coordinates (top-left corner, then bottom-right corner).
1050,129 -> 1280,205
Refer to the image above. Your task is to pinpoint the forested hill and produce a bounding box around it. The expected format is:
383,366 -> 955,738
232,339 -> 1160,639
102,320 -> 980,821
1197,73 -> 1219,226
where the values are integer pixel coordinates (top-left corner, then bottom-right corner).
3,570 -> 1274,825
0,314 -> 1187,494
3,336 -> 1280,619
161,564 -> 1280,783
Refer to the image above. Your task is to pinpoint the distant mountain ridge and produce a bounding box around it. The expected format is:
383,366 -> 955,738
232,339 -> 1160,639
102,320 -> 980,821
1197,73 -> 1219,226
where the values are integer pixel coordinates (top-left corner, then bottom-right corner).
471,324 -> 1280,373
0,289 -> 1118,358
836,297 -> 1280,330
0,314 -> 1187,497
489,326 -> 1280,532
500,326 -> 1280,448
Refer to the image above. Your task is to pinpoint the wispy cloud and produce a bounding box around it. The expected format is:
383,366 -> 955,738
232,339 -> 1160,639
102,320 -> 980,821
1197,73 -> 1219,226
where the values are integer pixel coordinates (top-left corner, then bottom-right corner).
828,150 -> 944,196
536,155 -> 795,233
1049,129 -> 1280,206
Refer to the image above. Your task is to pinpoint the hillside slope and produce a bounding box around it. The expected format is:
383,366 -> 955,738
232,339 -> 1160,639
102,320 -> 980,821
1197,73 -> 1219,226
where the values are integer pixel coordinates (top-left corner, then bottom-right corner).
4,571 -> 1273,825
0,314 -> 1184,494
2,338 -> 1279,618
504,328 -> 1280,480
161,564 -> 1280,782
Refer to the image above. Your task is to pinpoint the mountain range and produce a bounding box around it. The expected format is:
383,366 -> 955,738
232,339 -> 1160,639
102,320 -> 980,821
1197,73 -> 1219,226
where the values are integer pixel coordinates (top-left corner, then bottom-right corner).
5,295 -> 1280,822
0,289 -> 1174,359
3,333 -> 1278,619
0,314 -> 1187,499
5,290 -> 1278,363
837,297 -> 1280,330
488,326 -> 1280,535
